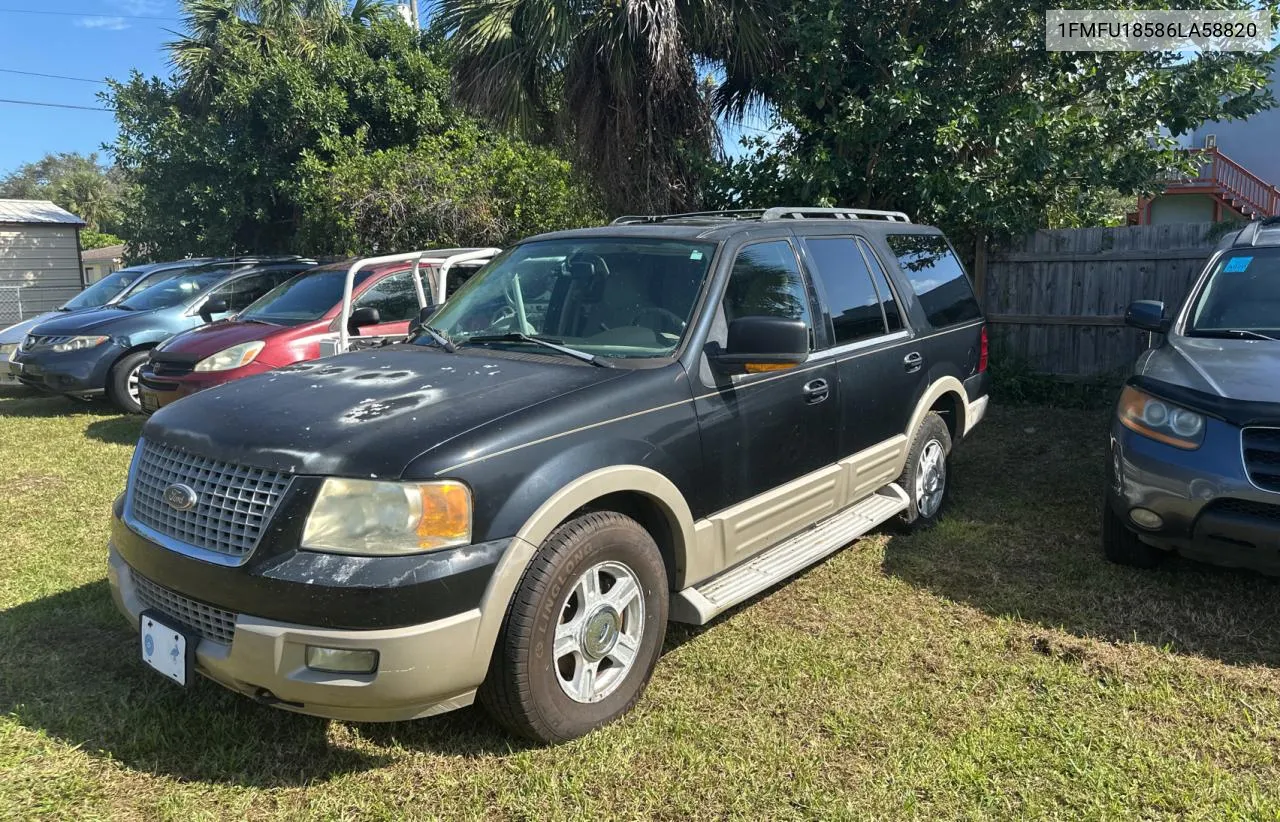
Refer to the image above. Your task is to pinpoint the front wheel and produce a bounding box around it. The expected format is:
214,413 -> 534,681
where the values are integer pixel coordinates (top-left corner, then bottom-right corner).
106,350 -> 150,414
479,511 -> 669,743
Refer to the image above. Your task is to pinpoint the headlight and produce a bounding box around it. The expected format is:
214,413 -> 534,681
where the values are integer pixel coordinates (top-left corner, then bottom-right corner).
301,478 -> 472,555
52,335 -> 109,353
0,343 -> 16,361
193,341 -> 266,372
1118,386 -> 1206,450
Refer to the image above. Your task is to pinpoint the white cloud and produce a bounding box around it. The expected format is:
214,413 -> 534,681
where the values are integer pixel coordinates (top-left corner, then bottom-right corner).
76,15 -> 130,29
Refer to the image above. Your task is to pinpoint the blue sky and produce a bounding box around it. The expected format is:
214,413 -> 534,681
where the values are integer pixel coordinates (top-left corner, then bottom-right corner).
0,1 -> 772,176
0,1 -> 182,173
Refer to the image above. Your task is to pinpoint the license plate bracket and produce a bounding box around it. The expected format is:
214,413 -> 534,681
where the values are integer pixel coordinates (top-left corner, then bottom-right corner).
139,610 -> 195,687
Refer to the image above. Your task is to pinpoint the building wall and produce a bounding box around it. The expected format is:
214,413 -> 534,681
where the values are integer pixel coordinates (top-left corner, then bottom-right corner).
0,225 -> 84,320
1147,194 -> 1218,225
83,260 -> 121,284
1187,59 -> 1280,186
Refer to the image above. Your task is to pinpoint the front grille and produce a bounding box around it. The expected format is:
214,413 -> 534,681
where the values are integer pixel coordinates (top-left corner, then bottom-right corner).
129,439 -> 292,560
149,361 -> 195,378
131,569 -> 237,645
21,334 -> 72,351
1242,427 -> 1280,494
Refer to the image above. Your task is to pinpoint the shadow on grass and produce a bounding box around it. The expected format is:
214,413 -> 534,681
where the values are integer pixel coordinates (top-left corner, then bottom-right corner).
0,581 -> 525,786
883,404 -> 1280,669
84,416 -> 145,446
0,387 -> 107,420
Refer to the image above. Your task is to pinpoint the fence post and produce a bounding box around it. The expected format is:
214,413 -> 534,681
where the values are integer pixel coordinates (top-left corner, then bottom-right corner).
972,233 -> 988,305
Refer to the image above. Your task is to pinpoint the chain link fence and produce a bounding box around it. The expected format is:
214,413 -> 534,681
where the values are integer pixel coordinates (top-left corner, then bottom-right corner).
0,286 -> 22,325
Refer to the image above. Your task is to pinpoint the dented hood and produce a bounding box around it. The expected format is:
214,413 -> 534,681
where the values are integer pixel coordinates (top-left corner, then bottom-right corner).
141,345 -> 626,478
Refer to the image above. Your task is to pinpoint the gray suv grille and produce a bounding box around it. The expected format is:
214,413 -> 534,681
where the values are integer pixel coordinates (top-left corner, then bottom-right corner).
21,334 -> 72,351
129,439 -> 292,560
131,568 -> 237,645
1242,427 -> 1280,494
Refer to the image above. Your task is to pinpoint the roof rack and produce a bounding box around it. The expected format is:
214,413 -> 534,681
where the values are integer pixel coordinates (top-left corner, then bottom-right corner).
1235,215 -> 1280,248
334,247 -> 501,354
610,206 -> 911,225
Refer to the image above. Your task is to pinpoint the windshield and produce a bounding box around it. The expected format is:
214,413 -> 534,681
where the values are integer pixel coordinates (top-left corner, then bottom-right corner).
61,269 -> 147,310
118,266 -> 235,311
240,267 -> 381,326
421,238 -> 716,359
1187,248 -> 1280,337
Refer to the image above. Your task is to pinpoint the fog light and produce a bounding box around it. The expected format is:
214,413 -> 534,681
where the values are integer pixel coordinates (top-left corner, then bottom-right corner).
1129,508 -> 1164,530
305,646 -> 379,674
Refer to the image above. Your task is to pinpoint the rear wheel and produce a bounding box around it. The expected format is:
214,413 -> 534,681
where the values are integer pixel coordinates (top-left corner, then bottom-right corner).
1101,503 -> 1162,569
106,350 -> 149,414
895,411 -> 952,529
479,511 -> 669,743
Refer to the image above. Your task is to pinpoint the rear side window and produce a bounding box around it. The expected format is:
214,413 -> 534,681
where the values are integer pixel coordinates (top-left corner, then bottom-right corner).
886,234 -> 982,328
803,237 -> 891,345
856,238 -> 904,333
723,241 -> 813,332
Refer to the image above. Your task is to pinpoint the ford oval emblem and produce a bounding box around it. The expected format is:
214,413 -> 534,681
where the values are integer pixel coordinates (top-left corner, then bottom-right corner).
162,483 -> 199,512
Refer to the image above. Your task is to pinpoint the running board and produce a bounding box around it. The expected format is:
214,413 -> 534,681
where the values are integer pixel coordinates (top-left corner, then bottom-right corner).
670,484 -> 910,625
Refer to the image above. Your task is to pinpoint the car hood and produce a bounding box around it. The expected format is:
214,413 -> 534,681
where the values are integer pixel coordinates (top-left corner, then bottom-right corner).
1140,336 -> 1280,403
156,319 -> 308,356
143,346 -> 628,478
0,312 -> 58,346
29,306 -> 162,336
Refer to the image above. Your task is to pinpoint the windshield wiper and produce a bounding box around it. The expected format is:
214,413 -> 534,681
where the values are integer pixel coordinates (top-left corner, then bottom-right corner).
466,333 -> 613,367
420,325 -> 457,353
1198,329 -> 1279,341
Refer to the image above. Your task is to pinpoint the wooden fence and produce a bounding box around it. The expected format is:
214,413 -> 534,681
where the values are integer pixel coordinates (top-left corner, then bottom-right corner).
976,224 -> 1220,379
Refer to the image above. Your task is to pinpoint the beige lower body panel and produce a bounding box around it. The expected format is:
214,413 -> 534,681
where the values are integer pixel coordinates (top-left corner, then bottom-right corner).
108,543 -> 491,723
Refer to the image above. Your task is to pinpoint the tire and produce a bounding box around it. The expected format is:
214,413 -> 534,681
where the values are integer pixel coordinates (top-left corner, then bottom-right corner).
1101,502 -> 1162,569
479,511 -> 669,743
895,411 -> 953,529
106,350 -> 149,414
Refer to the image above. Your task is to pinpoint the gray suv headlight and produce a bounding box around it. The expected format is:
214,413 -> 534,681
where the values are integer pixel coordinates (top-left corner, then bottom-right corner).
1118,386 -> 1206,450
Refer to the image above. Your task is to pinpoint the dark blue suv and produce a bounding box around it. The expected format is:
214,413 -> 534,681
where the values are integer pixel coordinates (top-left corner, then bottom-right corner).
13,257 -> 315,412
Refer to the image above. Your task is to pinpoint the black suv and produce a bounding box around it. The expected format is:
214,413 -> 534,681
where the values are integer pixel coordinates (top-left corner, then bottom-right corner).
106,208 -> 990,742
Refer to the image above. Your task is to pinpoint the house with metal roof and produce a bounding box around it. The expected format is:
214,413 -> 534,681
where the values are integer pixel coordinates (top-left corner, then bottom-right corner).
0,199 -> 87,323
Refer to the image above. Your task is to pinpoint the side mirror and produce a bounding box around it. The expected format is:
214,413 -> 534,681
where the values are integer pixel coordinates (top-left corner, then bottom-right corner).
1125,300 -> 1170,334
199,298 -> 228,324
712,316 -> 809,373
408,305 -> 436,337
347,306 -> 381,336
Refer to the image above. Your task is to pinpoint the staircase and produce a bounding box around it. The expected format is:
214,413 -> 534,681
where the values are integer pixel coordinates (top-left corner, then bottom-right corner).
1162,147 -> 1280,220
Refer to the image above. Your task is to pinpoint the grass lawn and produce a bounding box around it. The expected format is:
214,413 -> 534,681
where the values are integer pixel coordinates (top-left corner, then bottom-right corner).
2,386 -> 1280,820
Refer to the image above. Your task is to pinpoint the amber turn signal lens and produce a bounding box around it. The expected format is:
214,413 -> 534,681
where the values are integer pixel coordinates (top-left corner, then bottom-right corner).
417,481 -> 471,549
744,362 -> 796,373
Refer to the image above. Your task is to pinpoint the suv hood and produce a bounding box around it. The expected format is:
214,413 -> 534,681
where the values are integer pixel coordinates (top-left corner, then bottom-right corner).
29,306 -> 160,336
1140,336 -> 1280,403
143,346 -> 628,478
156,319 -> 307,356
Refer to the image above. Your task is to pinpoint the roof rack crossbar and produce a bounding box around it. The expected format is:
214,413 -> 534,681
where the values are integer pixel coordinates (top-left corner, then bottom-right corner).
610,206 -> 912,225
761,207 -> 912,223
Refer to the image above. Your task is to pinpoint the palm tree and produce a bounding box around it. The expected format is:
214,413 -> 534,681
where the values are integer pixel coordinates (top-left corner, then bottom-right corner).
436,0 -> 780,214
169,0 -> 397,99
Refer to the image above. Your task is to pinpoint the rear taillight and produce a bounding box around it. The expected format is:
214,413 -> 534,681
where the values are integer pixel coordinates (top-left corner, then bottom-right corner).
978,325 -> 989,373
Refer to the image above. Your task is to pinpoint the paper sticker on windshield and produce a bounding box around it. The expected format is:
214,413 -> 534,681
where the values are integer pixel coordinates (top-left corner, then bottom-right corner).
690,251 -> 704,261
1224,256 -> 1252,273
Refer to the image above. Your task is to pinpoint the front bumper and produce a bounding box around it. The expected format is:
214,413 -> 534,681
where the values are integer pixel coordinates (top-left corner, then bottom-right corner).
1108,419 -> 1280,574
11,344 -> 119,395
138,362 -> 272,412
109,543 -> 489,721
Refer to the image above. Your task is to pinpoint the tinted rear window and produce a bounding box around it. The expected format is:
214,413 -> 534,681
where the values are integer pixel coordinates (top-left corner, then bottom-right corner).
886,234 -> 982,328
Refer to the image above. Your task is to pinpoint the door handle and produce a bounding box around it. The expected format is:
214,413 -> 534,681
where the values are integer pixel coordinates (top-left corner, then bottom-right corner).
803,378 -> 830,404
903,352 -> 923,373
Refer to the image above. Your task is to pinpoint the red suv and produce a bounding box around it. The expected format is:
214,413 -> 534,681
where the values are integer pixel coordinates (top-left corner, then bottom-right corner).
138,255 -> 485,412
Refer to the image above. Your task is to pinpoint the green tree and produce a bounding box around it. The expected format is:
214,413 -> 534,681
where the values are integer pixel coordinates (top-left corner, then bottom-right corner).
708,1 -> 1279,245
109,8 -> 596,259
0,153 -> 125,234
437,0 -> 782,214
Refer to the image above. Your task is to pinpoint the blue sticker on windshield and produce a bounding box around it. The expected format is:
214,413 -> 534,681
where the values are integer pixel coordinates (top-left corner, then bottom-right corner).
690,250 -> 704,261
1224,256 -> 1252,273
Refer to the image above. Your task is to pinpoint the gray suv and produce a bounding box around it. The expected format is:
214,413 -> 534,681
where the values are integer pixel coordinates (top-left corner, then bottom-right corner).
1105,217 -> 1280,574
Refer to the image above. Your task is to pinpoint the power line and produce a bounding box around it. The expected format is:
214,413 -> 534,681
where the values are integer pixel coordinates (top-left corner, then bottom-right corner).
0,68 -> 108,85
0,7 -> 177,21
0,98 -> 112,112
